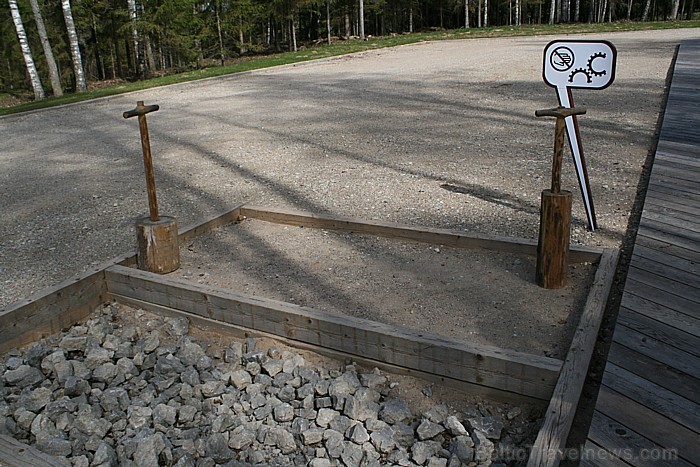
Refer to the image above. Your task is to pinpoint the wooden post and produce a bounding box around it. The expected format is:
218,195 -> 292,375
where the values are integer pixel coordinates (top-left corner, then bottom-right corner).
536,190 -> 572,288
535,106 -> 586,289
135,216 -> 180,274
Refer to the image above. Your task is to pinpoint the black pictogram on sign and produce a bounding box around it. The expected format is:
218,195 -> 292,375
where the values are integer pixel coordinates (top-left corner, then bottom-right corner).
549,47 -> 575,72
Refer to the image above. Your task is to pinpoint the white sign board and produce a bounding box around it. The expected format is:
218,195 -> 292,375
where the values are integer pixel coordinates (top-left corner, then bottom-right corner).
542,40 -> 617,231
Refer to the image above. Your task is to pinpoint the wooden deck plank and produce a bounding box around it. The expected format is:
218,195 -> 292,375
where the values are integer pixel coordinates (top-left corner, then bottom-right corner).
595,385 -> 700,464
602,363 -> 700,434
629,255 -> 700,290
644,191 -> 700,213
626,266 -> 700,305
649,162 -> 700,184
620,293 -> 700,338
634,234 -> 700,264
654,153 -> 700,168
632,244 -> 700,276
636,224 -> 700,255
649,166 -> 700,187
579,439 -> 633,467
586,412 -> 692,467
612,324 -> 700,380
607,342 -> 700,405
581,440 -> 634,467
640,204 -> 700,230
638,218 -> 700,245
646,181 -> 700,202
617,307 -> 700,356
654,151 -> 700,168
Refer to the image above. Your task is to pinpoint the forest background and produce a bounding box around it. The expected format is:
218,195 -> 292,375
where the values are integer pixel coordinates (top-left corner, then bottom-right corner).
2,0 -> 699,112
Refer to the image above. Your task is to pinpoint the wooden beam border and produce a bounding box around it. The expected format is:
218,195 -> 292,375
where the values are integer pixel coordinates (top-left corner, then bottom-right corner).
527,248 -> 620,467
239,206 -> 604,263
1,203 -> 617,467
105,263 -> 563,401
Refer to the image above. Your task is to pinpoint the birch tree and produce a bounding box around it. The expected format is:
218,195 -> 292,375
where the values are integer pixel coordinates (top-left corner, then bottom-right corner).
670,0 -> 681,17
326,0 -> 331,44
358,0 -> 364,39
127,0 -> 140,75
8,0 -> 45,100
549,0 -> 555,23
29,0 -> 62,96
62,0 -> 86,91
464,0 -> 469,27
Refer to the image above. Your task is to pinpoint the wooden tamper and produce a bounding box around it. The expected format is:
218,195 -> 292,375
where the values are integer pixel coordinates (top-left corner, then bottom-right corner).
124,101 -> 180,274
535,106 -> 586,289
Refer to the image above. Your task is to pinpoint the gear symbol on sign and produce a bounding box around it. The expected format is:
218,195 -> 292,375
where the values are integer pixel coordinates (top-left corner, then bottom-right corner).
587,52 -> 607,77
569,68 -> 592,84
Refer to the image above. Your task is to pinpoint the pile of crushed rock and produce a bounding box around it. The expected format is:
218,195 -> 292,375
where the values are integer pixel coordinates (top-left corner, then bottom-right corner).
0,303 -> 541,466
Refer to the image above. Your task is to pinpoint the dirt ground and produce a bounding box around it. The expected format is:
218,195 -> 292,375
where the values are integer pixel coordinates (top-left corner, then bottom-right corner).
178,217 -> 596,359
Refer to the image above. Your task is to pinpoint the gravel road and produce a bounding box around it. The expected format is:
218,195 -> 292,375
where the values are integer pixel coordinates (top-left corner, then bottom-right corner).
2,28 -> 699,310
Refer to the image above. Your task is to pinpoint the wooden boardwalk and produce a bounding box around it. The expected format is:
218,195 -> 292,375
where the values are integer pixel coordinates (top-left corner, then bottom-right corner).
583,40 -> 700,466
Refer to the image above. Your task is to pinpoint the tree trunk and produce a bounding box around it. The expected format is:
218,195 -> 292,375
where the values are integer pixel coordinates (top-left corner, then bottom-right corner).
409,6 -> 413,32
563,0 -> 570,21
478,0 -> 482,26
144,34 -> 155,72
484,0 -> 488,26
326,1 -> 332,44
8,0 -> 45,100
344,12 -> 350,37
509,0 -> 512,24
215,0 -> 224,65
670,0 -> 680,18
465,0 -> 469,27
29,0 -> 61,96
549,0 -> 556,23
127,0 -> 140,76
600,0 -> 607,21
642,0 -> 651,19
575,0 -> 580,21
359,0 -> 365,38
111,13 -> 123,78
240,16 -> 247,53
214,2 -> 225,66
91,18 -> 105,80
290,18 -> 297,51
62,0 -> 86,91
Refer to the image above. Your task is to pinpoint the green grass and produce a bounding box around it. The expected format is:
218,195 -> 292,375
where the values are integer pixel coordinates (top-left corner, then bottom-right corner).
2,20 -> 699,116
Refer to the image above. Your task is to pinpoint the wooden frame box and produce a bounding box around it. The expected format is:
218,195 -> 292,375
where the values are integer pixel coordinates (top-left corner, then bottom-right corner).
0,204 -> 618,467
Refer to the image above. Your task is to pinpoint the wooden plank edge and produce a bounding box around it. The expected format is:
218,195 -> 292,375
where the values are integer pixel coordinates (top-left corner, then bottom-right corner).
527,248 -> 620,467
0,258 -> 115,354
104,264 -> 562,400
0,434 -> 66,467
177,204 -> 246,244
239,206 -> 603,263
108,292 -> 548,408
